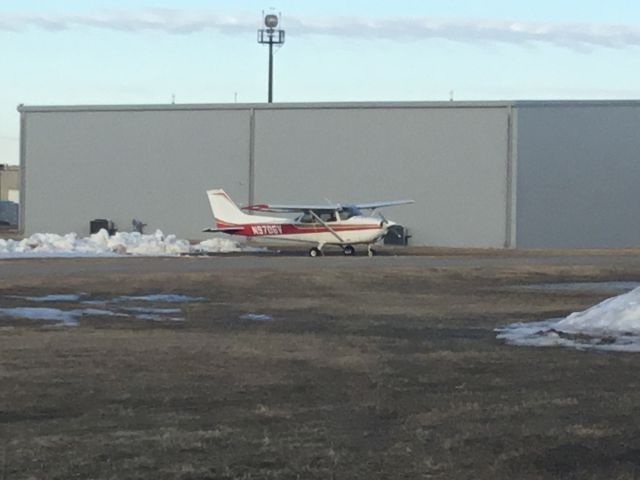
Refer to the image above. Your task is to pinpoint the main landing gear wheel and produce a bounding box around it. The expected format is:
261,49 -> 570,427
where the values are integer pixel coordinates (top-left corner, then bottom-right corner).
343,245 -> 355,256
309,247 -> 322,257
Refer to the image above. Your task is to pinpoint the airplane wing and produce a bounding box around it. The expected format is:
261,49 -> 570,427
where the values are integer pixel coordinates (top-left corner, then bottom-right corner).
241,203 -> 342,213
242,200 -> 413,213
352,199 -> 414,210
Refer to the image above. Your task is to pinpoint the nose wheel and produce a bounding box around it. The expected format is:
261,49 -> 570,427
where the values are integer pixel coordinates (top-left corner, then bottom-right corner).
309,247 -> 322,257
367,245 -> 376,257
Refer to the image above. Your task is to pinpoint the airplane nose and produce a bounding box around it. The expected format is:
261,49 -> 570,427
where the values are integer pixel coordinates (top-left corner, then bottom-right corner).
381,219 -> 396,230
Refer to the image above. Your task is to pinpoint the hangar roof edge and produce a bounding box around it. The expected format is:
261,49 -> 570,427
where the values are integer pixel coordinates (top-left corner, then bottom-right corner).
17,99 -> 640,114
17,100 -> 514,113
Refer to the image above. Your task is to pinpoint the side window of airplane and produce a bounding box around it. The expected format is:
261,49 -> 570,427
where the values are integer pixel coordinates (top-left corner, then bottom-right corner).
320,212 -> 337,222
299,212 -> 315,223
299,211 -> 336,223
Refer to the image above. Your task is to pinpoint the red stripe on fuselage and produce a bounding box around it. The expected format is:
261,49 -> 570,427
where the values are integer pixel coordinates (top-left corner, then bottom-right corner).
237,223 -> 381,237
215,219 -> 241,228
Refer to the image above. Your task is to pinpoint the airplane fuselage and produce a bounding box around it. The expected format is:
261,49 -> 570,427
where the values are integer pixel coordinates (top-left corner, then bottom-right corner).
215,216 -> 384,246
205,188 -> 412,256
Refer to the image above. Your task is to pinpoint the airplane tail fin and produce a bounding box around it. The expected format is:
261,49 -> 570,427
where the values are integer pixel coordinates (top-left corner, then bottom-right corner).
206,189 -> 254,227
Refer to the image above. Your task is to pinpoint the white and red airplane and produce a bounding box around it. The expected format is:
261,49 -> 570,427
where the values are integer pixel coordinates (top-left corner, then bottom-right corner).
204,189 -> 414,256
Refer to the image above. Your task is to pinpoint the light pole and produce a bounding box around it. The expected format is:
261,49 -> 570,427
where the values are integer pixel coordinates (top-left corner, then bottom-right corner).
257,13 -> 285,103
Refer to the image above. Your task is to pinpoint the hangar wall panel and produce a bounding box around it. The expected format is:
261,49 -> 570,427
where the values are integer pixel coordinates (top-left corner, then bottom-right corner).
23,109 -> 251,239
516,105 -> 640,248
254,107 -> 511,247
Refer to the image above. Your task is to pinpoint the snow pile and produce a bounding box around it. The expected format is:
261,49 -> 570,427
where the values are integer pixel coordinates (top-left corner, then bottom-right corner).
497,286 -> 640,352
0,229 -> 252,258
192,238 -> 243,254
192,238 -> 267,254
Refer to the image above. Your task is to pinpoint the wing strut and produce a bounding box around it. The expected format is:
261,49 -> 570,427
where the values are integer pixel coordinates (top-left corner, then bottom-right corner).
308,210 -> 345,244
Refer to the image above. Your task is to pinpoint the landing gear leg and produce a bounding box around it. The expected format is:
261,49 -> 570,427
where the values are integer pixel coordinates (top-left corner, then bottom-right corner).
342,245 -> 355,256
367,244 -> 376,257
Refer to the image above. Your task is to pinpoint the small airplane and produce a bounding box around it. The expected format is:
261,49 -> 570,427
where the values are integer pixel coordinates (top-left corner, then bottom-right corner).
204,189 -> 414,256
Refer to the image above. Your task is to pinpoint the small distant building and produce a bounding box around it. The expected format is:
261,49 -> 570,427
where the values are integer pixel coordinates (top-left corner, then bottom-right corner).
0,164 -> 19,202
0,164 -> 20,228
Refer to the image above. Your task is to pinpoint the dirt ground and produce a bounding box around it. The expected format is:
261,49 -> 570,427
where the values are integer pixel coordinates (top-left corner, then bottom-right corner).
2,251 -> 640,479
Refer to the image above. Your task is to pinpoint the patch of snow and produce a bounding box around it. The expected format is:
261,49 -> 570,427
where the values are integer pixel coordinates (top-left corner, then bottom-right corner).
79,308 -> 129,318
496,286 -> 640,352
0,292 -> 202,327
239,313 -> 273,321
115,294 -> 205,303
0,307 -> 79,326
0,303 -> 186,327
121,307 -> 182,314
134,313 -> 184,322
8,294 -> 85,302
0,306 -> 138,325
0,229 -> 260,258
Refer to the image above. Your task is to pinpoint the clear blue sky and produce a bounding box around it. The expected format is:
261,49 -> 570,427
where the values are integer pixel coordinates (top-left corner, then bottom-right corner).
3,0 -> 640,164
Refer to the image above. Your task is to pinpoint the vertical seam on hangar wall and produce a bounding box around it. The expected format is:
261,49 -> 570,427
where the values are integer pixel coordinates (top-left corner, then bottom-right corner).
248,108 -> 256,208
505,105 -> 518,248
504,106 -> 517,248
18,109 -> 27,235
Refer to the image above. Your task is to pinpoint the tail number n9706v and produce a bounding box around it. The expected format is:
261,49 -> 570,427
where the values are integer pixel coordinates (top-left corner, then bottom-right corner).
251,225 -> 283,235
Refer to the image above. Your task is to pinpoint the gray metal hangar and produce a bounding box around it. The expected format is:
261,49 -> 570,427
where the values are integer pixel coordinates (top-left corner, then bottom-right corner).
16,100 -> 640,248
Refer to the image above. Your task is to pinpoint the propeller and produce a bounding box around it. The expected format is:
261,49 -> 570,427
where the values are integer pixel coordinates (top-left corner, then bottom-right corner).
374,209 -> 395,233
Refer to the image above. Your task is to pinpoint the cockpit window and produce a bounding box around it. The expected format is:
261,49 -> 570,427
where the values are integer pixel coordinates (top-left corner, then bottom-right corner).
297,211 -> 337,223
319,212 -> 337,222
339,206 -> 361,220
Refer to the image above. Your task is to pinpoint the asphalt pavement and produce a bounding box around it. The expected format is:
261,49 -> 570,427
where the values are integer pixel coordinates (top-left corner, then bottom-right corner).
2,250 -> 640,280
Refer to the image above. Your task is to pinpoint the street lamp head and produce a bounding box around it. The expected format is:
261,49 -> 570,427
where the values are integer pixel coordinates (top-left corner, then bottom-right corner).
264,14 -> 279,28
